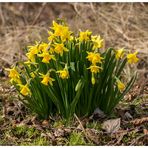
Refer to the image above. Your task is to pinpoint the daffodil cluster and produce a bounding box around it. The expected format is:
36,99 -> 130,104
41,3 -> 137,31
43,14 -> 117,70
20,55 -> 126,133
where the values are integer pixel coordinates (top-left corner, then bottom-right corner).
6,19 -> 139,119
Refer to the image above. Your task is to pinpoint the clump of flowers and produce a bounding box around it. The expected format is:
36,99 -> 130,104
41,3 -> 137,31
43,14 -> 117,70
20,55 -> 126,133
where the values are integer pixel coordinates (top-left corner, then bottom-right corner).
6,19 -> 139,119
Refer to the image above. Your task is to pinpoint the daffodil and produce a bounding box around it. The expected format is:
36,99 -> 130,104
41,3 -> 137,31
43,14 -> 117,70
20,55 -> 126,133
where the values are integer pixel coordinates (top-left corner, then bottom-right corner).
26,42 -> 40,62
38,42 -> 49,52
86,52 -> 104,65
115,48 -> 125,59
52,21 -> 64,36
127,51 -> 139,64
54,43 -> 69,56
26,52 -> 36,62
48,31 -> 56,41
26,48 -> 38,63
27,42 -> 39,53
5,67 -> 21,84
60,26 -> 72,42
40,73 -> 55,86
87,65 -> 102,74
18,84 -> 31,96
79,30 -> 92,42
6,67 -> 20,79
91,35 -> 104,49
51,21 -> 72,42
117,79 -> 125,92
57,69 -> 69,79
38,52 -> 56,63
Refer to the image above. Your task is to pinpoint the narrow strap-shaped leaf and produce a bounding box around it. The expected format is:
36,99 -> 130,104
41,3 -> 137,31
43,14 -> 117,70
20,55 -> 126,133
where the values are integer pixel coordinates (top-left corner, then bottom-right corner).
119,73 -> 137,100
116,58 -> 127,77
70,79 -> 84,117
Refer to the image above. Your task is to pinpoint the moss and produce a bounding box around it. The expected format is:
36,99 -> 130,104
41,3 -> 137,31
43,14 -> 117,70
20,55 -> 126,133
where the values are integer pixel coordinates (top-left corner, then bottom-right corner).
20,137 -> 50,146
11,125 -> 39,138
68,131 -> 86,145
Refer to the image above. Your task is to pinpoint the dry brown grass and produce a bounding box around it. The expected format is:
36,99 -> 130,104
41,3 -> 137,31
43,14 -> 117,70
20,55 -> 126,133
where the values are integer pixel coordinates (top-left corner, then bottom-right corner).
0,3 -> 147,65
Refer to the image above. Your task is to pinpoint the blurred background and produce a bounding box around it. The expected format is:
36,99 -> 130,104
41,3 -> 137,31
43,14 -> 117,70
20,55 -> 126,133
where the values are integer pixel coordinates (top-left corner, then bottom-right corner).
0,3 -> 147,72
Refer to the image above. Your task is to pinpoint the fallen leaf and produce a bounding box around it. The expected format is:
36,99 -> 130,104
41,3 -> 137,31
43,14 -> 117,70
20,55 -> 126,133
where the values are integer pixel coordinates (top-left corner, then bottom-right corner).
102,118 -> 121,133
91,107 -> 106,120
143,129 -> 148,135
124,112 -> 133,120
42,120 -> 49,126
54,128 -> 65,137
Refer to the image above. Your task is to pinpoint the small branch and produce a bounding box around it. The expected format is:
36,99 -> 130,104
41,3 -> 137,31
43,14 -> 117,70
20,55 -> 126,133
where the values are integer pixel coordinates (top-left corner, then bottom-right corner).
74,114 -> 91,143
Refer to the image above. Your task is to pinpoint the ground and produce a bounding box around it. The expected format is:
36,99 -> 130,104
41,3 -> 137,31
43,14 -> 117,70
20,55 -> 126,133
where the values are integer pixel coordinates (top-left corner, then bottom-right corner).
0,3 -> 148,146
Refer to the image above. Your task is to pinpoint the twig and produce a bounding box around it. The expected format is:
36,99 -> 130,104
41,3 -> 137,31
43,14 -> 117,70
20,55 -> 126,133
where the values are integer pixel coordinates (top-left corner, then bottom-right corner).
0,5 -> 5,26
74,114 -> 92,144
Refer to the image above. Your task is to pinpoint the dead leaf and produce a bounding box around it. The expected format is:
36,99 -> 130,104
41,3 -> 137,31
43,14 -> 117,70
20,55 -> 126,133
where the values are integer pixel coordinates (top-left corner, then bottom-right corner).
102,118 -> 121,133
91,107 -> 106,120
143,129 -> 148,135
42,120 -> 49,127
54,128 -> 65,137
124,112 -> 133,120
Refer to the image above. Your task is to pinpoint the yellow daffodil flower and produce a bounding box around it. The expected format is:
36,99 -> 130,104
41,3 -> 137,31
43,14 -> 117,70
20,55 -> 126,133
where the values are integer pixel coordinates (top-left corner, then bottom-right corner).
48,31 -> 56,41
26,47 -> 38,62
52,21 -> 64,36
115,48 -> 125,59
87,65 -> 102,74
38,52 -> 56,63
18,84 -> 31,96
91,35 -> 104,49
117,79 -> 125,92
5,67 -> 21,84
51,21 -> 72,42
6,67 -> 20,79
38,42 -> 49,52
49,47 -> 55,54
86,52 -> 104,65
60,26 -> 72,42
79,30 -> 92,42
57,69 -> 69,79
26,51 -> 36,62
40,73 -> 55,86
27,42 -> 39,54
127,51 -> 139,64
54,43 -> 69,56
26,42 -> 40,62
